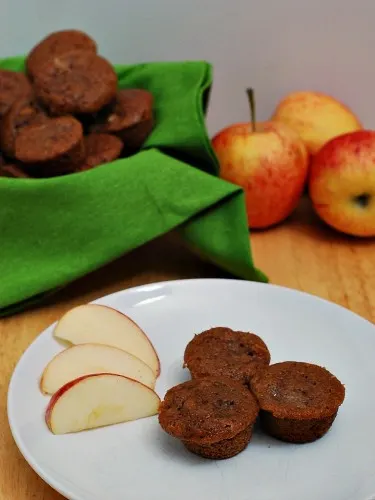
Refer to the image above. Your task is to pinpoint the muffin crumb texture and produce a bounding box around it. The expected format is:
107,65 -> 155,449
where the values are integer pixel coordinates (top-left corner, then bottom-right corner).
184,327 -> 271,386
158,377 -> 259,459
250,361 -> 345,443
159,327 -> 345,460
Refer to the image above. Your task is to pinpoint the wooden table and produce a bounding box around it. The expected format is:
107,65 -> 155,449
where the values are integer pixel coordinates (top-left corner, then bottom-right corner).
0,198 -> 374,499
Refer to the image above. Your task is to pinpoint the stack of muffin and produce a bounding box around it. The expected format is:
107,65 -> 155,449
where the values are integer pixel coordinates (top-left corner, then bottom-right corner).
158,327 -> 345,460
0,30 -> 154,179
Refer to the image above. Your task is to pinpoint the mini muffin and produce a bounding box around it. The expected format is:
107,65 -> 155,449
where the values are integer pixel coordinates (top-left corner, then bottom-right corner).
0,70 -> 33,117
26,29 -> 97,79
82,133 -> 123,169
184,327 -> 271,386
33,51 -> 117,115
15,116 -> 84,177
90,89 -> 154,151
158,377 -> 259,459
0,96 -> 48,157
0,163 -> 30,178
250,361 -> 345,444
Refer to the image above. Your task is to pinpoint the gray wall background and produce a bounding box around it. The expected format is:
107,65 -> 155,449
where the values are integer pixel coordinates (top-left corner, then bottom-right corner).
1,0 -> 374,135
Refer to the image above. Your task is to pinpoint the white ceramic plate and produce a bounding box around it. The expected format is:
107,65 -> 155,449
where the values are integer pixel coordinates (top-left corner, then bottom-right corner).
8,279 -> 375,500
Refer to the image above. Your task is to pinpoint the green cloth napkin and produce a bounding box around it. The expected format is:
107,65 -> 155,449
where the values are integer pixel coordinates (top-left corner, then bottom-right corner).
0,56 -> 267,316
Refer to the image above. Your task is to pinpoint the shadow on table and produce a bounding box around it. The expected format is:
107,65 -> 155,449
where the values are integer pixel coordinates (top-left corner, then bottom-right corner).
252,196 -> 374,247
45,231 -> 232,308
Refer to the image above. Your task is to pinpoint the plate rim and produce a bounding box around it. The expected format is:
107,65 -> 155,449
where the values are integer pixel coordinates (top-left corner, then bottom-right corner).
7,277 -> 375,500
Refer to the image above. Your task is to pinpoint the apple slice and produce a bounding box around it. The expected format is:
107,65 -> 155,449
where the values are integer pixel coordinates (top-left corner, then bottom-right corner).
40,343 -> 156,395
45,373 -> 160,434
53,304 -> 160,376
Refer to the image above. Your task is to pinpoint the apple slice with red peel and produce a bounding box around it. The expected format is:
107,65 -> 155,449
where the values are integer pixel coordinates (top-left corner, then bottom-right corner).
45,373 -> 160,434
53,304 -> 160,377
40,343 -> 156,395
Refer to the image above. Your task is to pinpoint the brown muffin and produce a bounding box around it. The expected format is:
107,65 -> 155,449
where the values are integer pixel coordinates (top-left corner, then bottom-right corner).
0,70 -> 33,118
184,327 -> 271,386
33,51 -> 117,115
0,163 -> 30,178
0,96 -> 48,157
14,116 -> 84,177
158,377 -> 259,459
82,133 -> 123,170
26,29 -> 97,79
250,361 -> 345,444
90,89 -> 154,151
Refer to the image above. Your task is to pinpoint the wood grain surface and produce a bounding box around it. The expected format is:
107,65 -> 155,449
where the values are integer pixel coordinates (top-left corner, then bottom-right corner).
0,198 -> 374,499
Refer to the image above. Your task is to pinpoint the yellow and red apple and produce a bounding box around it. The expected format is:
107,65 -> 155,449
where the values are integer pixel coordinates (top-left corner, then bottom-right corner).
272,91 -> 362,157
45,373 -> 160,434
309,130 -> 375,237
212,90 -> 309,229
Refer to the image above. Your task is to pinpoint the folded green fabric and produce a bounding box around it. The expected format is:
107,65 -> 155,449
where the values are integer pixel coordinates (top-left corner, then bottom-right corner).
0,57 -> 267,316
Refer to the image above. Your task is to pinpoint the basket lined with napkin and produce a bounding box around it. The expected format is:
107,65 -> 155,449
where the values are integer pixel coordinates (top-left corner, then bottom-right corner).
0,31 -> 267,317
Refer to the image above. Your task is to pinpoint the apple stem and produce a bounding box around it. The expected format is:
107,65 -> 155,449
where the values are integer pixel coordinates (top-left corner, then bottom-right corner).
246,88 -> 256,133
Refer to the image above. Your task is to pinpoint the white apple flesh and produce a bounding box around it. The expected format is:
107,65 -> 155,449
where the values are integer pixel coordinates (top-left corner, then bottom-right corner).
45,373 -> 160,434
53,304 -> 160,376
40,343 -> 156,395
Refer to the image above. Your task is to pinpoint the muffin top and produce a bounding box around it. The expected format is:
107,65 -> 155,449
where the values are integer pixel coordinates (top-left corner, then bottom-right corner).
26,29 -> 97,78
0,70 -> 33,117
0,96 -> 47,157
91,89 -> 153,134
158,377 -> 259,445
33,51 -> 117,115
250,361 -> 345,420
15,116 -> 83,163
184,327 -> 271,385
83,133 -> 123,168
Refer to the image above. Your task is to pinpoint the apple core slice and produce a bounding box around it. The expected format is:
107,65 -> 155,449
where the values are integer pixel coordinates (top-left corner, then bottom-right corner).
45,373 -> 160,434
53,304 -> 160,376
40,343 -> 156,395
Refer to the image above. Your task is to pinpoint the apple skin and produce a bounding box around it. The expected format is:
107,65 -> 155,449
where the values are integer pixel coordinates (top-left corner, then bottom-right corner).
40,342 -> 157,395
45,372 -> 160,433
45,374 -> 88,430
309,130 -> 375,237
272,91 -> 362,156
54,304 -> 161,378
212,121 -> 309,229
97,306 -> 161,378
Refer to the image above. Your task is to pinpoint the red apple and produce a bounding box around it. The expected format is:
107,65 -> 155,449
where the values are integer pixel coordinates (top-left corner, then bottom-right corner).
212,89 -> 309,229
309,130 -> 375,237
